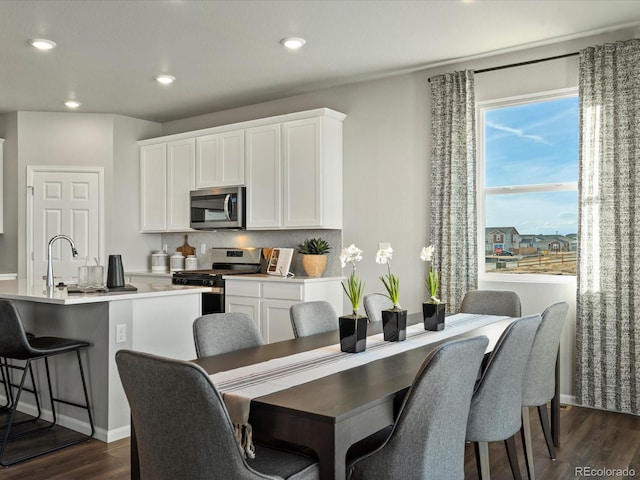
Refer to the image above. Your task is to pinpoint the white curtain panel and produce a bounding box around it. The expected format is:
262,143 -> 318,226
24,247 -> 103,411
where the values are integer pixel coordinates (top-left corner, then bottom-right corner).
576,38 -> 640,414
429,70 -> 477,312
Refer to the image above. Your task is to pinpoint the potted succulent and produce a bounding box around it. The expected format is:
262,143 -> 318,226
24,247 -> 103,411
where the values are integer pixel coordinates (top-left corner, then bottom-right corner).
297,238 -> 331,277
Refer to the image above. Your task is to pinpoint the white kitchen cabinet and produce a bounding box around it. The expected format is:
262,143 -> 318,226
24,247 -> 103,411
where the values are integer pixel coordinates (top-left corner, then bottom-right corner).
225,276 -> 343,343
139,138 -> 195,232
195,130 -> 245,188
246,111 -> 344,230
245,124 -> 282,229
140,143 -> 167,231
139,108 -> 345,231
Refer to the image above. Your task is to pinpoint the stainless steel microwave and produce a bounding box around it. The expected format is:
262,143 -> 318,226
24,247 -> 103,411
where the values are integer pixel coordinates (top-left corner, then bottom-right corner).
190,186 -> 246,230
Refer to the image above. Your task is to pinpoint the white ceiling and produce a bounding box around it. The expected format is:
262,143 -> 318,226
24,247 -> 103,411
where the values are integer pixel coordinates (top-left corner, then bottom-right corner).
1,0 -> 639,123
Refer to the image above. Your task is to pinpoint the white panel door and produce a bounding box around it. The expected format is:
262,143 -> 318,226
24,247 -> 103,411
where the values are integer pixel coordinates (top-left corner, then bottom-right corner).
225,296 -> 261,332
29,168 -> 103,283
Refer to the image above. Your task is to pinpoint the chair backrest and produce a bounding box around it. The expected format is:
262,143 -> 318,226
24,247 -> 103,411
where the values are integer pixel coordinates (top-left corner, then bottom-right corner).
116,350 -> 266,480
289,301 -> 338,338
0,299 -> 33,360
466,314 -> 542,442
363,293 -> 394,323
460,289 -> 522,317
193,312 -> 265,358
522,302 -> 569,406
348,336 -> 489,480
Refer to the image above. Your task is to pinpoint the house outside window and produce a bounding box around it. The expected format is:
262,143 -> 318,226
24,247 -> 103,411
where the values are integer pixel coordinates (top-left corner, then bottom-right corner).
478,88 -> 578,277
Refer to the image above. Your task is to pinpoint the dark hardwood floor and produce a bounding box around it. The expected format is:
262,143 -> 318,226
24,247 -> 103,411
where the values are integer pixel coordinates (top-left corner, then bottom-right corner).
1,404 -> 639,479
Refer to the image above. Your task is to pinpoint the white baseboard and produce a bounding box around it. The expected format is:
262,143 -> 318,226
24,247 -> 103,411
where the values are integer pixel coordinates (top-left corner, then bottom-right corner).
560,393 -> 578,405
0,394 -> 129,443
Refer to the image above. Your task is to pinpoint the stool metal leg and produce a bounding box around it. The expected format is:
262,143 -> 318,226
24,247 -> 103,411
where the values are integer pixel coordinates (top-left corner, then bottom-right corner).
0,349 -> 94,466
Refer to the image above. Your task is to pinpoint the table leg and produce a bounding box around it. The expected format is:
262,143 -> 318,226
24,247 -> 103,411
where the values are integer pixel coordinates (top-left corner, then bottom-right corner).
131,418 -> 140,480
551,348 -> 560,447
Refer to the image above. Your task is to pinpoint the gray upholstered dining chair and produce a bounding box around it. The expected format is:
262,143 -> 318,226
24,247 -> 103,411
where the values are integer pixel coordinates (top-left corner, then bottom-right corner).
116,350 -> 319,480
363,293 -> 394,323
193,312 -> 265,358
466,313 -> 542,480
460,289 -> 522,317
290,301 -> 338,338
521,301 -> 569,480
347,335 -> 489,480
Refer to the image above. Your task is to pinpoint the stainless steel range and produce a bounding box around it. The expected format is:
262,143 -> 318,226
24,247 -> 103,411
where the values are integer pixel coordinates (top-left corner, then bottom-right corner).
172,247 -> 262,314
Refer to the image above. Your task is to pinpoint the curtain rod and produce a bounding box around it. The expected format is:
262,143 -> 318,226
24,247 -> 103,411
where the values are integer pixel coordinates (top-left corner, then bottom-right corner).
428,51 -> 579,82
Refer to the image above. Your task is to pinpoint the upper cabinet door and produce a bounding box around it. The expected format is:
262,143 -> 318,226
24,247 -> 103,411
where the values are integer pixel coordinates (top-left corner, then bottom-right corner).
282,118 -> 322,228
195,130 -> 245,188
166,138 -> 195,231
140,143 -> 167,232
283,116 -> 343,229
245,124 -> 282,229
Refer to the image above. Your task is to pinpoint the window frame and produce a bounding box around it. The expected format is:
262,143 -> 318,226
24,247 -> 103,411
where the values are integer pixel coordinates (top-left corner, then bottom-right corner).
477,87 -> 579,283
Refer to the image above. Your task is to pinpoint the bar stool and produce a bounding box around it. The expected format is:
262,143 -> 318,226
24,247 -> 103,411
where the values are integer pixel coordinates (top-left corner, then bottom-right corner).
0,299 -> 94,466
1,332 -> 36,410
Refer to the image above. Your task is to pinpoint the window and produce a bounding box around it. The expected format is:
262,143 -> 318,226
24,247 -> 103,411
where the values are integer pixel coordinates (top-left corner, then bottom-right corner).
478,89 -> 578,276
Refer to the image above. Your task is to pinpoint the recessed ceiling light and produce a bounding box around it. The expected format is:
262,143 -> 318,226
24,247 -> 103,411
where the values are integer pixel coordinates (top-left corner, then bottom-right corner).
154,74 -> 176,85
65,100 -> 81,109
280,37 -> 306,50
28,38 -> 57,50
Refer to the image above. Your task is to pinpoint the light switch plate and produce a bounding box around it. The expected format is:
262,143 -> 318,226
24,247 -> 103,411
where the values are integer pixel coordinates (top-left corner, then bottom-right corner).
200,243 -> 207,254
116,324 -> 126,344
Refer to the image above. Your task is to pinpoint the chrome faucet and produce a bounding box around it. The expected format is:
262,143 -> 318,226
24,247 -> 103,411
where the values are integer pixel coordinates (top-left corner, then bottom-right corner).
46,235 -> 79,289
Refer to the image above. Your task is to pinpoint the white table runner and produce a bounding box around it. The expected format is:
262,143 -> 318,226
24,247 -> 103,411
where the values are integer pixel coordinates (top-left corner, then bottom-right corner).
212,313 -> 507,407
211,313 -> 509,457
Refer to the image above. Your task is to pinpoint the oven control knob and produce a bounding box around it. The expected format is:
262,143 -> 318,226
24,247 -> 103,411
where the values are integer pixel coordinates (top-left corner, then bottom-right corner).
206,279 -> 215,286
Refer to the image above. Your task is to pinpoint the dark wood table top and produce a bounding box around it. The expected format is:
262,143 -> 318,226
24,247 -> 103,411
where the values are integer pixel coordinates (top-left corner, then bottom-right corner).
193,312 -> 514,423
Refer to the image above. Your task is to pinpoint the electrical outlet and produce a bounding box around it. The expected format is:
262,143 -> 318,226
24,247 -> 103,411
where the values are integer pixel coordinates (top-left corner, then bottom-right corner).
116,324 -> 126,344
379,242 -> 391,250
200,243 -> 206,254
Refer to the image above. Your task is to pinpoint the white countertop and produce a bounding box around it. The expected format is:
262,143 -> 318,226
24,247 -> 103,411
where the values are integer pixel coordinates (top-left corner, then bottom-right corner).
223,274 -> 344,283
0,279 -> 210,305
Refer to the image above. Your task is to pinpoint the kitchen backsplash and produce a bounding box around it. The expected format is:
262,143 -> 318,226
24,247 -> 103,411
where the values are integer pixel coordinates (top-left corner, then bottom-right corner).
160,230 -> 343,277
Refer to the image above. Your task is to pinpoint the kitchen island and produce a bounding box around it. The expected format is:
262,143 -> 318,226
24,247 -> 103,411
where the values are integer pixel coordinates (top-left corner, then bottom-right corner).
0,280 -> 209,442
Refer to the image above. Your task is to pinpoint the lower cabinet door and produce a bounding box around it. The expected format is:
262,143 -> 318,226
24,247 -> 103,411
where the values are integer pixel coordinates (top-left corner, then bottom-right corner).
226,296 -> 261,332
261,299 -> 296,343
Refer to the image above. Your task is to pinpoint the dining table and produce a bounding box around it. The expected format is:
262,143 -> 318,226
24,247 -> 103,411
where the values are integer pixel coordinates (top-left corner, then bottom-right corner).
129,312 -> 561,480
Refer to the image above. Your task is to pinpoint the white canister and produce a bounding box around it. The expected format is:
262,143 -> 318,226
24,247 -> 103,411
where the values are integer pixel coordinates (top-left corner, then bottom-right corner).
170,252 -> 185,272
185,255 -> 198,271
151,251 -> 169,273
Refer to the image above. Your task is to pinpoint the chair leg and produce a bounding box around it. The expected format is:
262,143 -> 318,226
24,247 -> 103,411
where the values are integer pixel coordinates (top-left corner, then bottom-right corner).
537,404 -> 556,459
474,441 -> 491,479
521,406 -> 535,480
0,357 -> 12,409
504,435 -> 522,480
75,349 -> 95,436
0,359 -> 32,466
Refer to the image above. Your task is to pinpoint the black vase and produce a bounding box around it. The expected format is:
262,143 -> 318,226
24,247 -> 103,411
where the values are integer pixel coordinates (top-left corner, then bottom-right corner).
339,314 -> 368,353
423,302 -> 446,331
382,308 -> 407,342
106,254 -> 125,288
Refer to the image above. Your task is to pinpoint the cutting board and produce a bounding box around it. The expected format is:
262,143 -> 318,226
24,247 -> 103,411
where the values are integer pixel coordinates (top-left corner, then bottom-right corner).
177,235 -> 196,257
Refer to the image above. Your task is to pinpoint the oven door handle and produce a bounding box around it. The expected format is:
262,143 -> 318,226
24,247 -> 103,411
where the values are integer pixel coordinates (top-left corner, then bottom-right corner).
223,194 -> 232,221
209,286 -> 224,294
